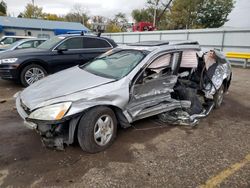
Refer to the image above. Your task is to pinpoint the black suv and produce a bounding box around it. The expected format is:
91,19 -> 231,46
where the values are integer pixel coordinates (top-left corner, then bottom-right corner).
0,34 -> 117,86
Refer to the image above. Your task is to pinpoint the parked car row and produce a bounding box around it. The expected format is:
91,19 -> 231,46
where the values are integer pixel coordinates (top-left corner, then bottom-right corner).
15,39 -> 232,153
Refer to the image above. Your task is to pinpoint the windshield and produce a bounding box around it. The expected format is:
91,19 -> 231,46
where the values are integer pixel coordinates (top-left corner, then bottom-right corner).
82,50 -> 145,79
37,36 -> 65,50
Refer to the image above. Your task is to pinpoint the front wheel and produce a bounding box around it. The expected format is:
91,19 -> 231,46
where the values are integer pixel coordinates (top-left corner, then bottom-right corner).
20,64 -> 47,87
77,106 -> 117,153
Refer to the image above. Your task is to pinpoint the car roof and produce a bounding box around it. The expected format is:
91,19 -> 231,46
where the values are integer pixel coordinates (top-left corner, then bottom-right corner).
1,36 -> 35,39
119,40 -> 200,52
58,33 -> 108,39
57,34 -> 117,47
19,38 -> 47,42
127,40 -> 199,47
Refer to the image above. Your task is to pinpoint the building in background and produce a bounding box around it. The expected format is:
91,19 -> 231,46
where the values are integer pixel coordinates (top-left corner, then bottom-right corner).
0,16 -> 89,38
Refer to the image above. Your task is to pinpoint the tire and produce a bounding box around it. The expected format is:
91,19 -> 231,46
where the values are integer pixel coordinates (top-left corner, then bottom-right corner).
214,84 -> 224,109
77,106 -> 117,153
20,64 -> 47,87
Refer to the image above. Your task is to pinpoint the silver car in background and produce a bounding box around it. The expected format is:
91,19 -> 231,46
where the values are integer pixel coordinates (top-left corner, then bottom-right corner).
0,38 -> 46,53
16,41 -> 232,153
0,35 -> 35,48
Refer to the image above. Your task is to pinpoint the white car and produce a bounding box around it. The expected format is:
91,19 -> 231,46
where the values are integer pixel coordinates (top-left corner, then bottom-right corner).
16,41 -> 232,153
0,38 -> 46,52
0,36 -> 35,48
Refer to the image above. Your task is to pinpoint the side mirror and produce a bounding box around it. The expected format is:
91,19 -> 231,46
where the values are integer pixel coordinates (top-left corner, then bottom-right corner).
0,42 -> 4,45
56,47 -> 68,53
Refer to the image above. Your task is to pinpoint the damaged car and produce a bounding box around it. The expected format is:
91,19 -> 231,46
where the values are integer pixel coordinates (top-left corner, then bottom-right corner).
16,41 -> 232,153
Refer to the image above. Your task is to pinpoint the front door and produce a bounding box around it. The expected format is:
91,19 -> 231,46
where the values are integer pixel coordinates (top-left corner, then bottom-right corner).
50,37 -> 86,72
124,52 -> 190,122
50,37 -> 113,72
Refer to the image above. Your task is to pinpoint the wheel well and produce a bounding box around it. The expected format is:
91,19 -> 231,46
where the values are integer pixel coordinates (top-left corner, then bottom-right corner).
79,105 -> 128,127
223,74 -> 232,92
18,61 -> 49,78
107,105 -> 130,128
71,105 -> 130,144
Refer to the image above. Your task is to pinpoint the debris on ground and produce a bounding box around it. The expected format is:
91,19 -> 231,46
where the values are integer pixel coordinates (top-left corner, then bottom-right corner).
0,99 -> 7,103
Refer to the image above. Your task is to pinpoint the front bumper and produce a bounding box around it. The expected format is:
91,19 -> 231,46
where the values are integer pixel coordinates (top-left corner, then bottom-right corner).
16,94 -> 29,120
0,64 -> 19,80
24,120 -> 37,129
16,95 -> 79,150
16,94 -> 38,129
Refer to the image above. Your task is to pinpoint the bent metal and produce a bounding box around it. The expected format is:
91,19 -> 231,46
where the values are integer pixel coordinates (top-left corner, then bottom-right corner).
15,41 -> 232,153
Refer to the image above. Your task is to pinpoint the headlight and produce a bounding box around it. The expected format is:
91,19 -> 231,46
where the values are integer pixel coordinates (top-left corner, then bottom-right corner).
28,102 -> 72,121
0,58 -> 18,64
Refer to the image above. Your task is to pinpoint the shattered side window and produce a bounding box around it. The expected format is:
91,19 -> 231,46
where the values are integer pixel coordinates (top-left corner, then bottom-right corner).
180,50 -> 198,68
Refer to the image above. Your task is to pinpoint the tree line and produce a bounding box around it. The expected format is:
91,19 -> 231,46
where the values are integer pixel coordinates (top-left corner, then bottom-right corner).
132,0 -> 235,30
0,0 -> 235,32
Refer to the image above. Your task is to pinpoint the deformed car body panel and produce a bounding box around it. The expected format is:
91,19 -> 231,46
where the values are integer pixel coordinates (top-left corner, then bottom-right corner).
123,75 -> 191,122
203,53 -> 232,98
159,50 -> 232,125
20,66 -> 116,110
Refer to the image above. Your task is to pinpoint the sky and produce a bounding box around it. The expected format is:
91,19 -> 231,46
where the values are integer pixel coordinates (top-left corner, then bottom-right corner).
225,0 -> 250,27
6,0 -> 146,20
6,0 -> 250,27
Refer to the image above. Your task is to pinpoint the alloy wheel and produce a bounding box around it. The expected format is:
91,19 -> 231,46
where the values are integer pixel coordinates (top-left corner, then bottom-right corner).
24,67 -> 45,85
94,115 -> 114,146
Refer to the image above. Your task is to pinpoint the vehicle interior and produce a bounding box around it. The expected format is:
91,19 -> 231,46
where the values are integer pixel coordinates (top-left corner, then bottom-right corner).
128,48 -> 227,124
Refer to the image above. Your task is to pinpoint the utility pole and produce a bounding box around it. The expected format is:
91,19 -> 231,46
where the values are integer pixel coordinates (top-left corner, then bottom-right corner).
32,0 -> 35,18
156,0 -> 173,24
153,8 -> 156,27
153,0 -> 159,27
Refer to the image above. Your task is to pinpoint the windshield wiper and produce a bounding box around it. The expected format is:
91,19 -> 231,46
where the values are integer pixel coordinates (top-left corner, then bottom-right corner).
83,68 -> 118,80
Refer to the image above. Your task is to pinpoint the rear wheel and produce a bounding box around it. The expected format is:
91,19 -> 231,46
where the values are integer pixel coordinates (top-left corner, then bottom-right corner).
214,84 -> 224,109
20,64 -> 47,87
77,106 -> 117,153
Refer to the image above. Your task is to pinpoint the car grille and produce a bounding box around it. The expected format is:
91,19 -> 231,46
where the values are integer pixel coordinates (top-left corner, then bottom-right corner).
0,69 -> 13,78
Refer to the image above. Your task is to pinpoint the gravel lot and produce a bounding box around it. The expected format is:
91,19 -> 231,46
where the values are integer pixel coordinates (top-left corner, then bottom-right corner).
0,67 -> 249,188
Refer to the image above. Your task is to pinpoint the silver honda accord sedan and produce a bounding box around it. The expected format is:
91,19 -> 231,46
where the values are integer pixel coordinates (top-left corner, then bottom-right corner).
16,41 -> 232,153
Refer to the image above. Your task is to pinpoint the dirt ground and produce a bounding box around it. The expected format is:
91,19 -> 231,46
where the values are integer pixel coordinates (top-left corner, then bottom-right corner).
0,67 -> 249,188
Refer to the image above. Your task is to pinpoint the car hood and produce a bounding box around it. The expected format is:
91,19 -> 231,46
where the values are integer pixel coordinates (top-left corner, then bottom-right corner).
20,66 -> 115,109
0,48 -> 49,58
